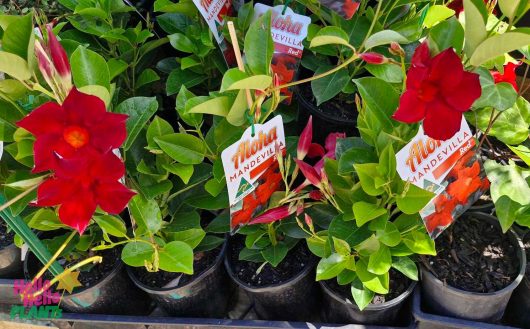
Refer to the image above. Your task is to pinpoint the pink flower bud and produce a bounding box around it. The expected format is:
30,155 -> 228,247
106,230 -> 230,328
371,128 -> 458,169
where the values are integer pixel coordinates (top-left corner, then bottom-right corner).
297,116 -> 313,160
304,213 -> 313,228
35,41 -> 54,85
309,190 -> 324,201
249,206 -> 293,224
294,159 -> 322,187
296,203 -> 304,216
389,42 -> 405,57
46,24 -> 71,79
359,52 -> 388,65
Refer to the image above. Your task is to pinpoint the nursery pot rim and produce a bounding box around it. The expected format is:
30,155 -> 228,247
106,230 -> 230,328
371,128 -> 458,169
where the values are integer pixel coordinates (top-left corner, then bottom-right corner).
421,211 -> 526,297
224,241 -> 316,292
126,239 -> 227,295
294,85 -> 357,125
23,250 -> 124,298
320,277 -> 417,311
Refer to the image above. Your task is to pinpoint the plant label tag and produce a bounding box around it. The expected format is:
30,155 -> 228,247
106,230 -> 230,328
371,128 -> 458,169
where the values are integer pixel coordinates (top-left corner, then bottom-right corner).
317,0 -> 360,19
395,118 -> 489,239
0,141 -> 3,161
221,115 -> 286,231
192,0 -> 237,66
252,4 -> 311,103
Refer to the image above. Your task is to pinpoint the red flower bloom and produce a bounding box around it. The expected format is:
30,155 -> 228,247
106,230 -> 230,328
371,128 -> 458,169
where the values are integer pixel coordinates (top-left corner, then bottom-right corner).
295,159 -> 322,188
491,62 -> 521,91
392,42 -> 481,140
17,88 -> 127,173
35,150 -> 135,234
249,205 -> 293,225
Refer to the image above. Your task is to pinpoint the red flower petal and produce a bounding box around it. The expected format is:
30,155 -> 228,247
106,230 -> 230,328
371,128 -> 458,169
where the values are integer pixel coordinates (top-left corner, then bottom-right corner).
58,191 -> 97,234
429,48 -> 464,93
90,113 -> 128,153
46,24 -> 71,78
392,90 -> 426,123
95,181 -> 135,214
423,100 -> 462,140
324,132 -> 345,156
298,116 -> 313,160
17,102 -> 65,136
445,71 -> 482,112
411,41 -> 432,67
307,143 -> 325,158
36,177 -> 76,207
62,88 -> 106,125
294,159 -> 322,187
249,206 -> 293,225
90,151 -> 125,182
32,134 -> 74,173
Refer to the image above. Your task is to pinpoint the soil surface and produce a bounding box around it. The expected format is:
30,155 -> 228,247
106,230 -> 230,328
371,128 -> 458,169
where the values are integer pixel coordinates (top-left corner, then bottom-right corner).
28,247 -> 121,289
133,246 -> 222,288
326,269 -> 411,305
297,82 -> 358,123
0,221 -> 14,249
426,215 -> 520,293
228,238 -> 315,287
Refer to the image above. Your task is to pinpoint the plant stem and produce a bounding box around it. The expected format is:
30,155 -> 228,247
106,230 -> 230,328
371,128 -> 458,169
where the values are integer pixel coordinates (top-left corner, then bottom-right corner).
358,0 -> 384,53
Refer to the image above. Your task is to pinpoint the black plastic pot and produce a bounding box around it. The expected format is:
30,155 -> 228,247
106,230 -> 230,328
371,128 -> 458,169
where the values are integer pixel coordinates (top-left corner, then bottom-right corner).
224,245 -> 321,321
295,85 -> 358,145
127,241 -> 232,318
420,212 -> 526,323
0,243 -> 22,279
320,280 -> 416,325
24,252 -> 151,315
505,276 -> 530,328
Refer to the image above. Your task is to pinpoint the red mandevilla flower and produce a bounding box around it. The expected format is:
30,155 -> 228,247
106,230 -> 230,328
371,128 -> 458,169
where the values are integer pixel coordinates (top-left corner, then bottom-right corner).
17,88 -> 127,173
392,42 -> 481,140
491,62 -> 521,91
35,150 -> 136,234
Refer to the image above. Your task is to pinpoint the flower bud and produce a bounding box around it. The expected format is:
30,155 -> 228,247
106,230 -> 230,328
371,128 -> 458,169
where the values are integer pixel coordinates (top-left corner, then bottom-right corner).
309,190 -> 324,201
359,52 -> 389,65
304,213 -> 314,229
47,25 -> 70,79
389,42 -> 405,57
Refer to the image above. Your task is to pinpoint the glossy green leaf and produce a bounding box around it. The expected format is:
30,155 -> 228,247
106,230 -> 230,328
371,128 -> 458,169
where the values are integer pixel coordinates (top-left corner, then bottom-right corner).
470,29 -> 530,66
311,66 -> 349,105
94,215 -> 127,238
0,52 -> 31,81
464,0 -> 488,58
353,77 -> 398,133
146,116 -> 174,149
396,183 -> 435,214
262,243 -> 289,267
473,67 -> 518,111
186,95 -> 231,117
377,222 -> 401,247
244,11 -> 273,75
403,231 -> 436,255
364,30 -> 408,50
353,201 -> 387,227
71,46 -> 110,90
128,195 -> 163,235
122,242 -> 155,267
168,33 -> 196,53
423,5 -> 455,28
356,259 -> 389,294
316,253 -> 347,280
158,241 -> 194,273
2,13 -> 33,61
155,133 -> 206,164
310,26 -> 350,48
26,209 -> 66,231
115,97 -> 159,150
367,244 -> 392,275
392,256 -> 418,280
163,163 -> 194,184
428,17 -> 464,54
136,69 -> 160,88
354,163 -> 385,196
351,277 -> 375,311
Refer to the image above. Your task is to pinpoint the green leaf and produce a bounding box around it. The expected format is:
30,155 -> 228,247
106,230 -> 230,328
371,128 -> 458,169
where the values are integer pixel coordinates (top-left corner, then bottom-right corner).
355,235 -> 380,256
354,77 -> 398,133
353,201 -> 387,227
337,269 -> 356,285
365,63 -> 403,84
71,46 -> 110,90
226,90 -> 249,126
196,235 -> 225,252
470,29 -> 530,66
78,85 -> 111,107
205,178 -> 225,197
108,58 -> 128,80
392,256 -> 418,280
484,160 -> 530,206
367,244 -> 392,275
473,67 -> 518,111
238,1 -> 254,30
316,253 -> 347,280
129,195 -> 163,235
168,228 -> 206,249
244,11 -> 273,75
155,133 -> 206,164
329,215 -> 372,247
379,143 -> 396,179
2,13 -> 33,61
220,70 -> 272,91
428,17 -> 464,54
396,183 -> 435,214
364,30 -> 408,50
499,0 -> 522,21
239,247 -> 266,262
136,69 -> 160,88
158,241 -> 194,273
508,144 -> 530,167
26,209 -> 66,231
0,52 -> 31,81
115,97 -> 158,150
168,33 -> 196,53
356,259 -> 389,294
176,85 -> 202,126
163,163 -> 194,184
423,5 -> 456,28
261,243 -> 289,267
306,232 -> 330,257
333,237 -> 351,256
206,212 -> 230,233
464,0 -> 488,58
311,66 -> 349,105
94,215 -> 127,238
310,26 -> 350,48
146,116 -> 174,149
403,231 -> 436,255
354,163 -> 385,196
351,278 -> 375,311
377,222 -> 401,247
122,242 -> 155,267
166,68 -> 206,96
471,97 -> 530,145
186,95 -> 231,116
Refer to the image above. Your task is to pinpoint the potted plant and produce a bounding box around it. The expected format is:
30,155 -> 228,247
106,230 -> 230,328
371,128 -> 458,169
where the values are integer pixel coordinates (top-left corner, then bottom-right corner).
297,93 -> 435,324
386,0 -> 530,322
292,0 -> 424,142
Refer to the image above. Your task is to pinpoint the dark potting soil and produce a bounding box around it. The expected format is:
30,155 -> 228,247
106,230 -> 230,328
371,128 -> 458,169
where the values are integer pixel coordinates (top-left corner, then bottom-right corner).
133,246 -> 222,289
0,220 -> 14,249
297,82 -> 357,123
426,215 -> 519,293
228,239 -> 315,287
326,269 -> 411,305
